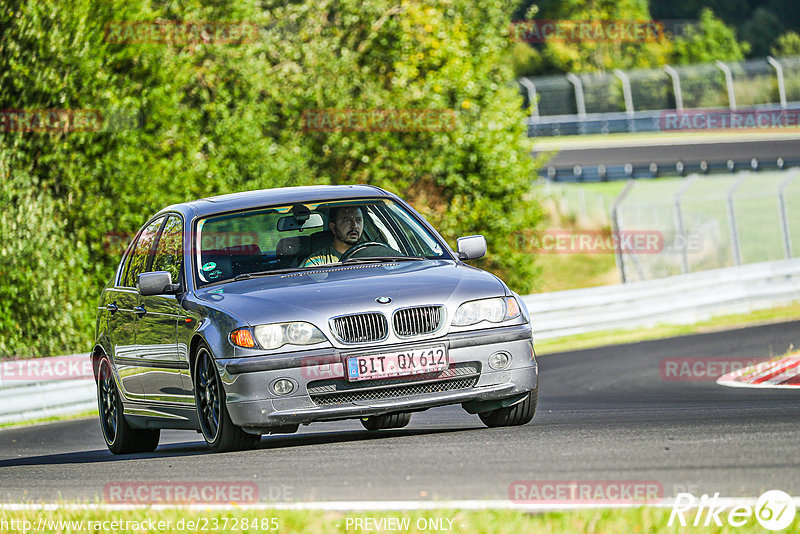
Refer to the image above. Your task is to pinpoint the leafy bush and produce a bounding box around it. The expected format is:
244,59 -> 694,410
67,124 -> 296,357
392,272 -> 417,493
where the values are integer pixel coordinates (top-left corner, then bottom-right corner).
671,8 -> 750,65
0,0 -> 543,357
772,32 -> 800,57
0,148 -> 91,357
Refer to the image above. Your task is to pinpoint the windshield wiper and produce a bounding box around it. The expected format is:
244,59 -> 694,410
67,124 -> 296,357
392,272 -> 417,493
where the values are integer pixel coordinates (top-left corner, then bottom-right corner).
341,256 -> 426,264
234,267 -> 309,281
224,258 -> 425,282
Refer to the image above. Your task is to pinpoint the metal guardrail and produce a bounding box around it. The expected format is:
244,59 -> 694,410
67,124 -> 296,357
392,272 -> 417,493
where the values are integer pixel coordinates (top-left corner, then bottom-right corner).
3,258 -> 800,424
523,258 -> 800,340
526,103 -> 800,138
0,354 -> 95,425
531,104 -> 800,181
540,156 -> 800,182
519,55 -> 800,134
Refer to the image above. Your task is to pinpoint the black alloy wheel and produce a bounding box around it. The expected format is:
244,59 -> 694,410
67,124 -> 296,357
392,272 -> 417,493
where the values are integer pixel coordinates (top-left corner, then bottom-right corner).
97,356 -> 160,454
194,345 -> 260,452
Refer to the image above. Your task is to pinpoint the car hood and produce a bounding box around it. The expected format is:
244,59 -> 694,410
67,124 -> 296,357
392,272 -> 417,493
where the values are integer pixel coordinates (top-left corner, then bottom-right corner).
194,260 -> 507,328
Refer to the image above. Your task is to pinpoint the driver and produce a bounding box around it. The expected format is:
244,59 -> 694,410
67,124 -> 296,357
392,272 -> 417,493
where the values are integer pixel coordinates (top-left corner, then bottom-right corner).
303,206 -> 364,266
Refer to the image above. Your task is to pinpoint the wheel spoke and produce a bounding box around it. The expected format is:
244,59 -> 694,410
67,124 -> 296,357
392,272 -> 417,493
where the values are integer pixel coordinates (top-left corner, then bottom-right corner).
195,350 -> 223,441
99,363 -> 117,441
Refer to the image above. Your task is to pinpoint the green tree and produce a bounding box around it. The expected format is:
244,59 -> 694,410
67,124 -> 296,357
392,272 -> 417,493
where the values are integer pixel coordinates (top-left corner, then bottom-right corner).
771,31 -> 800,57
670,7 -> 750,64
740,7 -> 784,58
0,147 -> 90,357
511,0 -> 672,75
0,0 -> 543,357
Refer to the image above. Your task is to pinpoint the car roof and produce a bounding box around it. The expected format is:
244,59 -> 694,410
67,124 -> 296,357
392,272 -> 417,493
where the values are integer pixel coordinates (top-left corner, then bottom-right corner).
158,185 -> 395,219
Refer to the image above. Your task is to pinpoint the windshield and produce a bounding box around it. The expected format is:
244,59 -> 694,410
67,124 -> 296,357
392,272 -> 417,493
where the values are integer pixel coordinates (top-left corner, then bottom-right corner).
194,198 -> 449,285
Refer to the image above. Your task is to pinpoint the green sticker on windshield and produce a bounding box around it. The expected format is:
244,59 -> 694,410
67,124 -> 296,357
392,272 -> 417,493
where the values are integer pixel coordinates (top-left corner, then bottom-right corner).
202,261 -> 216,271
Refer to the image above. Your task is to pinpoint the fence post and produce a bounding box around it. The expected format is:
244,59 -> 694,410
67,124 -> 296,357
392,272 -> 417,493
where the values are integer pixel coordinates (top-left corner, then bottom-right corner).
577,188 -> 587,222
611,180 -> 635,283
566,73 -> 587,134
778,172 -> 796,258
766,56 -> 787,109
614,68 -> 635,133
565,73 -> 587,118
727,175 -> 746,265
613,69 -> 635,116
716,60 -> 737,111
673,176 -> 698,274
519,78 -> 540,119
664,65 -> 683,111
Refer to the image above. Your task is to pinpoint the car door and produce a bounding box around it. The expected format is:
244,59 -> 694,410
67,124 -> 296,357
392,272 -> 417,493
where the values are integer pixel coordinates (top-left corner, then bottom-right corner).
137,214 -> 194,405
109,217 -> 165,402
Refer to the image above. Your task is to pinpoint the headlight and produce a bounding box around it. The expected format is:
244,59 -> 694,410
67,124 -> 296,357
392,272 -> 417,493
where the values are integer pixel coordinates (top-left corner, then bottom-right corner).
452,297 -> 521,327
254,322 -> 327,349
231,322 -> 327,350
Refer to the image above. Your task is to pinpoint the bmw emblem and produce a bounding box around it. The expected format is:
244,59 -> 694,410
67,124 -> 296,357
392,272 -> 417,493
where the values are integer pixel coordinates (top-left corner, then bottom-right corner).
376,296 -> 392,304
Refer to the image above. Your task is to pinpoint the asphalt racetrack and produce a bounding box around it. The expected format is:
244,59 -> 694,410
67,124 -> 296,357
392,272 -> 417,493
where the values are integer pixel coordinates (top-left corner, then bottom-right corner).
1,321 -> 798,503
536,137 -> 800,168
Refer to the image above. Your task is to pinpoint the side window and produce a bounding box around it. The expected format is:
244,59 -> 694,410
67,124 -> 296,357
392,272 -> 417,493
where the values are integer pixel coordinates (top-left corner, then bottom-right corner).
364,207 -> 401,252
122,217 -> 164,288
116,240 -> 137,287
386,204 -> 443,256
151,215 -> 183,283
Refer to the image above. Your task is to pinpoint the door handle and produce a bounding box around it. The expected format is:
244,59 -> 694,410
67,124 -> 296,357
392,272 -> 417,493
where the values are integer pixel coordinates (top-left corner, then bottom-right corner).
133,305 -> 146,317
106,302 -> 118,314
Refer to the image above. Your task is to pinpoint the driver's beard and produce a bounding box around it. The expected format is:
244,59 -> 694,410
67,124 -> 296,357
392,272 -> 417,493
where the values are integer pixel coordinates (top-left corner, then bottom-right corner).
335,227 -> 360,246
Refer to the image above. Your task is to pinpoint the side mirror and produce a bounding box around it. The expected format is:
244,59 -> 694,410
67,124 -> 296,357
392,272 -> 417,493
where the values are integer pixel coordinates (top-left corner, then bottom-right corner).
138,271 -> 180,296
457,235 -> 487,260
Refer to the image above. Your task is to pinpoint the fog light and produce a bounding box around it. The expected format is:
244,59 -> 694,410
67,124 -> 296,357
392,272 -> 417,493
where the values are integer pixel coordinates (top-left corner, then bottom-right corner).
272,379 -> 295,395
488,352 -> 511,370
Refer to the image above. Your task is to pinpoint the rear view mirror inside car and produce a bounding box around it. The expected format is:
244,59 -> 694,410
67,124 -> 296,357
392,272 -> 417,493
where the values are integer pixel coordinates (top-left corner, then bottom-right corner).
277,212 -> 324,231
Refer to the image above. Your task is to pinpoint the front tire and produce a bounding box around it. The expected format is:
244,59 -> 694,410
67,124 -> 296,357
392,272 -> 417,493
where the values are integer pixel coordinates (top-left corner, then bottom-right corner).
97,357 -> 160,454
478,390 -> 537,428
194,345 -> 260,452
360,412 -> 412,431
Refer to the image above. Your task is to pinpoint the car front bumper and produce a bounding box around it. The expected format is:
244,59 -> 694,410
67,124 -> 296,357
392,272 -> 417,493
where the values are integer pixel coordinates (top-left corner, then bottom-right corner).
217,323 -> 538,429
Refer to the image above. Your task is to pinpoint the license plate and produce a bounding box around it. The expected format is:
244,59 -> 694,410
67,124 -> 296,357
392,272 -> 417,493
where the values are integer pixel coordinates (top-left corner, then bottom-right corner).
346,345 -> 448,382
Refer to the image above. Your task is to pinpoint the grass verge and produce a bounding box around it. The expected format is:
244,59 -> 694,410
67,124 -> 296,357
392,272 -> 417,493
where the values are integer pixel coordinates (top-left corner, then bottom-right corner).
536,303 -> 800,355
534,252 -> 619,293
530,129 -> 800,150
0,409 -> 96,431
0,507 -> 761,533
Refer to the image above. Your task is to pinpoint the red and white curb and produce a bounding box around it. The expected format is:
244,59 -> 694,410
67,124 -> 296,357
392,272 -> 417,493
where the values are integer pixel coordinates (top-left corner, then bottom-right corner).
717,353 -> 800,388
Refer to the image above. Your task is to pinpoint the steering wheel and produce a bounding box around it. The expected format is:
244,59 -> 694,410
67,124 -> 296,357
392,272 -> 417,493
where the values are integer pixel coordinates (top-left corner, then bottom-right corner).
339,242 -> 389,262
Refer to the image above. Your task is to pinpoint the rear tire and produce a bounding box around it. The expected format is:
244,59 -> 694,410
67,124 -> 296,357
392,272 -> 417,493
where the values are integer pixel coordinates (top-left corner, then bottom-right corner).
360,412 -> 412,431
97,357 -> 160,454
194,345 -> 260,452
478,390 -> 537,428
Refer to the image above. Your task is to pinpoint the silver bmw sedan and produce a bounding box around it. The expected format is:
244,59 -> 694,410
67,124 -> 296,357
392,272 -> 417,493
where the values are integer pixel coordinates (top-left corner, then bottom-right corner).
93,185 -> 538,453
